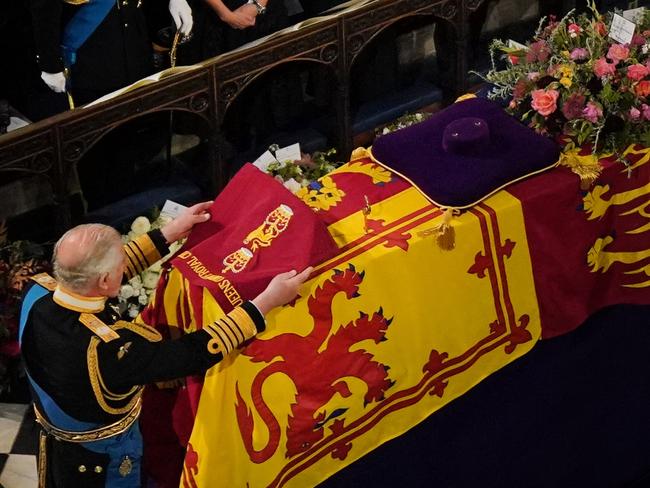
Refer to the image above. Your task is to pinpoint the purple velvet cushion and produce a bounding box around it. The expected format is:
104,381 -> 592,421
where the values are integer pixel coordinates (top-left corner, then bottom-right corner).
370,97 -> 560,208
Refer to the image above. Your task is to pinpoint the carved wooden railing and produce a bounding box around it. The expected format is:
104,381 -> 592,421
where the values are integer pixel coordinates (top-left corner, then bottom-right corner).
0,0 -> 487,234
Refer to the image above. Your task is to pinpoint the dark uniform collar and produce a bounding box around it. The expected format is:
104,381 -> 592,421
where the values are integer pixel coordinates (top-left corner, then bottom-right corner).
52,285 -> 107,313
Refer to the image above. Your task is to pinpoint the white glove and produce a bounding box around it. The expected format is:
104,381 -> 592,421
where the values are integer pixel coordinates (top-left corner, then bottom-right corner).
169,0 -> 193,36
41,71 -> 67,93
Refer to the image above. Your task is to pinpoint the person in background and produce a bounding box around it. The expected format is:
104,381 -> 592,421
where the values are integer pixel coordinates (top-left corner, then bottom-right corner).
20,201 -> 312,487
30,0 -> 193,107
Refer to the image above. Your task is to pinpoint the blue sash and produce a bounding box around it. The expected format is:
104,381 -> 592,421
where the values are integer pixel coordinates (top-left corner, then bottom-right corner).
20,284 -> 143,487
61,0 -> 115,66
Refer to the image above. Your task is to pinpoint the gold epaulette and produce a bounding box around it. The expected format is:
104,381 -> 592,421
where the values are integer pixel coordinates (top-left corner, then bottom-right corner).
31,273 -> 57,291
79,314 -> 120,343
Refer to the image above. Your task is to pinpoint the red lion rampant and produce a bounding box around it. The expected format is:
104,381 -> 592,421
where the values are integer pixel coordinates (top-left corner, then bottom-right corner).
235,264 -> 393,462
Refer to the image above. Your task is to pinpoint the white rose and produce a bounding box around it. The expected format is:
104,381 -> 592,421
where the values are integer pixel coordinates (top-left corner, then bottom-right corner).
131,216 -> 151,236
127,304 -> 140,319
643,44 -> 649,55
283,178 -> 302,193
138,294 -> 149,306
415,113 -> 423,121
382,127 -> 390,135
119,284 -> 134,299
142,271 -> 159,290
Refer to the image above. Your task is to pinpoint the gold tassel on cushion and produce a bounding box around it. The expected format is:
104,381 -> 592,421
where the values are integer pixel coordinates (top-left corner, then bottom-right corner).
418,208 -> 457,251
559,149 -> 603,190
351,147 -> 371,160
434,208 -> 456,250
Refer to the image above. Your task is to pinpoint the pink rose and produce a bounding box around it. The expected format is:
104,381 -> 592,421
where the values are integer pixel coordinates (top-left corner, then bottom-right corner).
594,57 -> 616,78
568,23 -> 581,37
570,48 -> 589,61
629,107 -> 641,120
531,89 -> 559,117
642,104 -> 650,121
582,101 -> 603,123
627,64 -> 649,81
606,44 -> 630,64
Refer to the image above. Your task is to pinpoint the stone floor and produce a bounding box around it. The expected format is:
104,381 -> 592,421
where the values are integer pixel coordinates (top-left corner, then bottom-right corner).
0,403 -> 38,488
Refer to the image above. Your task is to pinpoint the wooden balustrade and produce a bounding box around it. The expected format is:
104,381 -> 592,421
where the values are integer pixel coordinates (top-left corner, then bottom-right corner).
0,0 -> 487,234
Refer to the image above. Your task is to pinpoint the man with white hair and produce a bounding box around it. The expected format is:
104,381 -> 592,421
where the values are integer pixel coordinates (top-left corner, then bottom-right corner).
19,201 -> 311,487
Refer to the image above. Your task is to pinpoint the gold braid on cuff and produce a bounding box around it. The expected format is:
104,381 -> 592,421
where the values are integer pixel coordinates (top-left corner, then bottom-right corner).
203,306 -> 258,356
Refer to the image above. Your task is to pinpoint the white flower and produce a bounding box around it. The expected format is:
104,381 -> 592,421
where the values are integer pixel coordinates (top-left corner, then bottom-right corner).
643,44 -> 649,55
156,215 -> 173,227
382,127 -> 390,135
131,216 -> 151,236
138,294 -> 149,306
168,241 -> 183,255
415,113 -> 423,121
142,270 -> 160,289
283,178 -> 302,193
119,284 -> 135,299
127,304 -> 140,318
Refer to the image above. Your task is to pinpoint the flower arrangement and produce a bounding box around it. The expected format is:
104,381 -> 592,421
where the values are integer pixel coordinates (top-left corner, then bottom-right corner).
375,112 -> 432,137
0,223 -> 50,397
118,212 -> 183,319
480,3 -> 650,155
265,145 -> 344,192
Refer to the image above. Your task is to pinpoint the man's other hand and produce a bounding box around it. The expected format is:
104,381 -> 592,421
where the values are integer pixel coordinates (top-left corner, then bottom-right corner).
252,267 -> 313,315
160,201 -> 212,243
41,71 -> 66,93
169,0 -> 193,36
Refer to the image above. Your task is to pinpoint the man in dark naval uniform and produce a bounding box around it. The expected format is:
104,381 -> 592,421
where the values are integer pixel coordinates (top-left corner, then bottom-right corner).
19,201 -> 312,487
30,0 -> 193,104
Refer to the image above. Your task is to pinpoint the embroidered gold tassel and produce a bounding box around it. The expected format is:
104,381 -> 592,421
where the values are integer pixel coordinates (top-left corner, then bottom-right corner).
573,165 -> 602,190
434,208 -> 456,251
559,149 -> 603,190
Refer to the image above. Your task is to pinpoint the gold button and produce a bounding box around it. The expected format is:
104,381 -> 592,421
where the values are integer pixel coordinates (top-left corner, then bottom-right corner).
78,465 -> 87,473
94,466 -> 103,473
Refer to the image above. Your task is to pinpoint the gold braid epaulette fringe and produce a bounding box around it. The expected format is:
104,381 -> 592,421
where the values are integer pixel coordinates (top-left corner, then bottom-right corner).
88,337 -> 143,415
123,234 -> 161,279
203,306 -> 258,355
33,398 -> 141,443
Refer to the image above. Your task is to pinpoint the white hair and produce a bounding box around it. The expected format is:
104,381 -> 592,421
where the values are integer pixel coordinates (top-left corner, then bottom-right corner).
53,224 -> 123,293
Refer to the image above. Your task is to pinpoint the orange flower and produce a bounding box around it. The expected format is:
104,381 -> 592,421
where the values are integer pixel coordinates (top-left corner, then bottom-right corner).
636,80 -> 650,97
